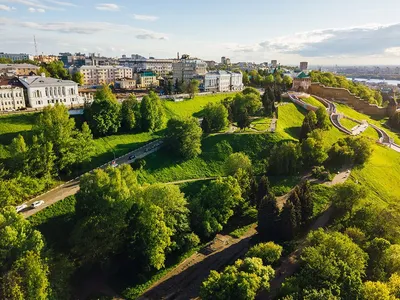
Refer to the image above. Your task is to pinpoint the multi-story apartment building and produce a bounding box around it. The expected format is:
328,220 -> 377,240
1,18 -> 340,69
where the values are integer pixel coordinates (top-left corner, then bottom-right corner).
119,55 -> 177,76
136,71 -> 159,89
72,65 -> 133,86
0,78 -> 26,111
204,71 -> 243,92
115,78 -> 137,90
172,59 -> 207,83
34,55 -> 59,64
59,52 -> 86,68
0,52 -> 34,62
18,75 -> 91,109
0,64 -> 40,76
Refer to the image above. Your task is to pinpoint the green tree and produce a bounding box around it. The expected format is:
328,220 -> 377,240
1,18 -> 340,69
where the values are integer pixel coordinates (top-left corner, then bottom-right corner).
280,201 -> 298,240
224,152 -> 252,176
202,102 -> 229,133
186,79 -> 200,98
261,89 -> 275,116
71,72 -> 84,85
214,140 -> 233,161
363,281 -> 391,300
121,95 -> 138,131
300,110 -> 318,141
140,91 -> 164,131
315,107 -> 331,130
8,134 -> 28,173
242,72 -> 250,86
242,87 -> 260,96
191,177 -> 242,237
367,238 -> 391,281
384,245 -> 400,276
264,74 -> 275,86
232,92 -> 262,118
166,117 -> 202,159
200,257 -> 275,300
40,61 -> 70,79
301,134 -> 328,167
84,85 -> 121,136
257,193 -> 280,241
246,242 -> 283,265
298,181 -> 313,223
283,75 -> 293,90
332,182 -> 367,215
269,142 -> 301,175
237,108 -> 251,129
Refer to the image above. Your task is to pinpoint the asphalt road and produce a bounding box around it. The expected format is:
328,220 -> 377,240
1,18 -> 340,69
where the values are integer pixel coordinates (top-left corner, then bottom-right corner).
21,139 -> 163,218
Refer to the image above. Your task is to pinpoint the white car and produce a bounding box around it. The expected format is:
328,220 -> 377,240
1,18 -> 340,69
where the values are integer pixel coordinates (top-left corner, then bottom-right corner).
31,200 -> 44,208
111,160 -> 118,168
16,204 -> 27,213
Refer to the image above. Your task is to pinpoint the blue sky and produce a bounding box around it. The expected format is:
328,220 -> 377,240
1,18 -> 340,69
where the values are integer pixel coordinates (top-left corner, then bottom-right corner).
1,0 -> 400,65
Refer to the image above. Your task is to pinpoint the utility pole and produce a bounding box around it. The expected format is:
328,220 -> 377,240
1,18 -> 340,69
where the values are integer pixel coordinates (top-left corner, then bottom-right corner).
33,35 -> 38,56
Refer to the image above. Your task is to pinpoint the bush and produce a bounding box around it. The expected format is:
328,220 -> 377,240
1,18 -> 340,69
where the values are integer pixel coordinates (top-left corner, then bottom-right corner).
246,242 -> 283,265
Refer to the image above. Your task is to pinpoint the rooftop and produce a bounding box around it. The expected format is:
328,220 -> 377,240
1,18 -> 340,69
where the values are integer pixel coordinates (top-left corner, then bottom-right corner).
79,65 -> 132,70
296,71 -> 310,79
19,76 -> 77,87
0,63 -> 39,69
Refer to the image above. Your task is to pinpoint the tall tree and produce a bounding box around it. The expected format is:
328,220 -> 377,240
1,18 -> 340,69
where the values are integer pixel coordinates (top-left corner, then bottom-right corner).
224,152 -> 252,176
315,107 -> 331,130
280,201 -> 297,241
202,102 -> 229,133
8,134 -> 28,173
140,91 -> 164,132
299,181 -> 313,223
300,110 -> 318,141
121,95 -> 138,131
186,79 -> 200,98
71,72 -> 84,85
269,142 -> 301,175
165,117 -> 202,159
257,192 -> 280,241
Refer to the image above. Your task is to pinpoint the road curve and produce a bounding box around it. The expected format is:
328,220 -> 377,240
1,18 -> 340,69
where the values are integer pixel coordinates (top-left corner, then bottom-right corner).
21,139 -> 163,218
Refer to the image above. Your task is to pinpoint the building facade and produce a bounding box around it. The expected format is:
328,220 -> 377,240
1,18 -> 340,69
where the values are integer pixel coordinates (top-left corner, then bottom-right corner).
19,76 -> 91,109
136,71 -> 159,88
292,72 -> 311,91
59,52 -> 86,68
0,53 -> 34,62
118,56 -> 176,76
0,64 -> 40,76
34,55 -> 59,64
204,71 -> 243,92
172,59 -> 207,82
115,78 -> 137,90
300,62 -> 308,71
72,65 -> 133,86
0,78 -> 26,111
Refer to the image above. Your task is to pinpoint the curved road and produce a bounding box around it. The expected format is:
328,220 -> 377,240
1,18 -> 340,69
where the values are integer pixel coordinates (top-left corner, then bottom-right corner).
21,140 -> 163,218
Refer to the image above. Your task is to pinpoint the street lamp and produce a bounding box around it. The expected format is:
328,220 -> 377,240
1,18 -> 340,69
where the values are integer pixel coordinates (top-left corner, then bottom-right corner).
102,137 -> 116,160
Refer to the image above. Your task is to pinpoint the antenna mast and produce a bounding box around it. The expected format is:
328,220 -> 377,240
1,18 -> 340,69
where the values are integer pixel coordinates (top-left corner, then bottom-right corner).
34,35 -> 38,56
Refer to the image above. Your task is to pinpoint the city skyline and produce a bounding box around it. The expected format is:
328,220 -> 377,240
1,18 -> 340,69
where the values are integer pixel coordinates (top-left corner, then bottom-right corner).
1,0 -> 400,65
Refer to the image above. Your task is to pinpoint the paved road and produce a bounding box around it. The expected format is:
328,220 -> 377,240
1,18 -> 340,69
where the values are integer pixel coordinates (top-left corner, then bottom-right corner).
21,139 -> 163,218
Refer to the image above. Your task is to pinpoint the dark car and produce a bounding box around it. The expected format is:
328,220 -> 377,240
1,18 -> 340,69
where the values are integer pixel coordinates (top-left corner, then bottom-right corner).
129,154 -> 136,160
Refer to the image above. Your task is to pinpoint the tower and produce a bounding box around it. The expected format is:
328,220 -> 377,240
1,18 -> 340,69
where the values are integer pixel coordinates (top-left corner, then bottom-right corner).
33,35 -> 38,56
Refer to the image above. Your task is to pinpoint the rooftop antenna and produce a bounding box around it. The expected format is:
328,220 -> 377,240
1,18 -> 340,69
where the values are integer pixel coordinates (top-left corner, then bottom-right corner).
33,35 -> 38,56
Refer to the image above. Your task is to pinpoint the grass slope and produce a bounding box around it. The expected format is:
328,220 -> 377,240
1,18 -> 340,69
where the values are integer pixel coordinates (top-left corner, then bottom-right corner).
276,103 -> 307,140
340,118 -> 359,131
301,96 -> 326,109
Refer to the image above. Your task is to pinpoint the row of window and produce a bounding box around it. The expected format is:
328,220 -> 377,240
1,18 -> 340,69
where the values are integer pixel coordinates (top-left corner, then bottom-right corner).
0,92 -> 23,98
0,100 -> 24,105
34,98 -> 77,106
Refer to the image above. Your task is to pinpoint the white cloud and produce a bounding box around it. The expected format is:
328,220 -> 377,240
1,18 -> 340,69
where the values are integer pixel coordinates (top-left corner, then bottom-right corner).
95,3 -> 119,11
0,4 -> 16,11
136,33 -> 167,40
385,47 -> 400,57
28,7 -> 45,12
3,0 -> 59,10
132,14 -> 158,21
44,0 -> 77,7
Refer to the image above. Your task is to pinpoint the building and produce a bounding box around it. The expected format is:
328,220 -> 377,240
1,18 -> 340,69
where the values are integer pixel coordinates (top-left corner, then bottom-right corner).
118,55 -> 176,76
18,75 -> 91,109
72,65 -> 133,86
0,64 -> 40,76
172,59 -> 207,83
59,52 -> 86,67
34,55 -> 59,64
136,71 -> 159,89
0,52 -> 34,62
115,78 -> 137,90
85,53 -> 118,66
300,62 -> 308,71
221,57 -> 226,64
0,77 -> 26,111
205,60 -> 216,69
271,60 -> 278,68
204,71 -> 243,92
292,71 -> 311,91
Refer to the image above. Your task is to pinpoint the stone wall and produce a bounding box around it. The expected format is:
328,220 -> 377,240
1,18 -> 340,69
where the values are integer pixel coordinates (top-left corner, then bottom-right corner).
308,83 -> 397,118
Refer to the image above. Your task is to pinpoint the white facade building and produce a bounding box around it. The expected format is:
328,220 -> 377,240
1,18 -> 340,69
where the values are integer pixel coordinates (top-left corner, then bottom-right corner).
0,78 -> 26,111
173,59 -> 207,82
204,71 -> 243,92
72,65 -> 133,86
118,56 -> 177,76
19,76 -> 91,109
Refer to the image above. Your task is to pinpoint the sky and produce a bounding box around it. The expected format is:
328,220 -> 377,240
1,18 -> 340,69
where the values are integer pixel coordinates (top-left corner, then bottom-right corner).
1,0 -> 400,65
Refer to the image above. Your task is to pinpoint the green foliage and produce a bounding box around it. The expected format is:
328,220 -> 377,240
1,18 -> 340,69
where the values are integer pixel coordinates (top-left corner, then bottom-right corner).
166,117 -> 202,159
71,72 -> 84,85
311,166 -> 332,181
246,242 -> 283,265
300,110 -> 318,141
301,130 -> 328,167
40,61 -> 70,80
186,79 -> 200,98
200,257 -> 275,300
257,192 -> 280,242
121,95 -> 138,131
269,141 -> 301,175
384,244 -> 400,276
332,182 -> 367,215
389,111 -> 400,131
315,107 -> 331,130
191,177 -> 242,238
262,88 -> 276,116
201,102 -> 229,133
363,281 -> 391,300
328,136 -> 373,166
224,152 -> 252,176
214,140 -> 233,161
367,237 -> 391,281
140,91 -> 164,132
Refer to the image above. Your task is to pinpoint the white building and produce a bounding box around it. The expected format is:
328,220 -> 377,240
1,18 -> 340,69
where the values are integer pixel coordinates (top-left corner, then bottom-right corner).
118,56 -> 177,76
0,52 -> 34,62
71,65 -> 133,86
204,71 -> 243,92
173,59 -> 207,83
0,78 -> 26,112
18,75 -> 91,109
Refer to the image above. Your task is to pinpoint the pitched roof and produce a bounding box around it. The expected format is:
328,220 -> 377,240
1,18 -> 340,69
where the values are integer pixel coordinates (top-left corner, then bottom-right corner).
296,71 -> 310,79
19,76 -> 77,87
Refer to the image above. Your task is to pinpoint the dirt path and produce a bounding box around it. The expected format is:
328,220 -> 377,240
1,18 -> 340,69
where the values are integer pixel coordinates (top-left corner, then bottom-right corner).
139,226 -> 257,300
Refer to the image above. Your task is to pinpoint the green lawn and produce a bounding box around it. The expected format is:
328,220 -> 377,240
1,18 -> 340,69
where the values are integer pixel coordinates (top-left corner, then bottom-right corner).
251,118 -> 272,131
340,118 -> 359,131
162,93 -> 236,119
301,96 -> 326,109
335,103 -> 400,145
276,103 -> 307,140
363,126 -> 380,141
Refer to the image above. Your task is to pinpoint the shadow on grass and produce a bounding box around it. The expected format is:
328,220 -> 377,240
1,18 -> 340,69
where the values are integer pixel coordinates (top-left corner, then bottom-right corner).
0,130 -> 33,145
284,126 -> 300,140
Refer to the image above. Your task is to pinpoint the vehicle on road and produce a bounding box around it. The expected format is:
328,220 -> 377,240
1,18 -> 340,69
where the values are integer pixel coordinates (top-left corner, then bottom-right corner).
111,160 -> 118,168
31,200 -> 44,208
128,154 -> 136,160
16,204 -> 27,213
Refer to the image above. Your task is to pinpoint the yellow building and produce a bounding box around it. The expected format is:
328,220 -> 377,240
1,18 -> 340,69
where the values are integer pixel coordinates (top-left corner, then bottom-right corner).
137,71 -> 159,89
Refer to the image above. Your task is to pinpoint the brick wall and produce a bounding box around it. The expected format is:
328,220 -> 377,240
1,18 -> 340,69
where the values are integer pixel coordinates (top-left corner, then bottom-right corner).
308,83 -> 397,118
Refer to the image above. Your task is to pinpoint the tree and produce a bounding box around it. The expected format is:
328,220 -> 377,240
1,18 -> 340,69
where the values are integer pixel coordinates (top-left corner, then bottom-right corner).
202,102 -> 229,133
8,134 -> 28,173
288,190 -> 302,226
121,95 -> 138,131
242,87 -> 260,96
298,229 -> 368,299
40,61 -> 70,79
363,281 -> 391,300
366,238 -> 391,281
140,91 -> 164,132
165,117 -> 202,159
315,107 -> 331,130
186,79 -> 200,98
256,176 -> 271,208
274,85 -> 282,102
264,74 -> 275,86
280,201 -> 298,240
224,152 -> 252,176
246,242 -> 283,265
71,72 -> 84,85
232,92 -> 262,118
332,182 -> 367,215
301,134 -> 328,167
191,177 -> 242,237
388,273 -> 400,298
242,72 -> 250,86
282,75 -> 293,90
200,257 -> 275,300
84,85 -> 121,136
300,111 -> 318,141
175,79 -> 183,94
384,244 -> 400,276
298,181 -> 313,223
257,193 -> 280,241
237,108 -> 251,129
328,136 -> 372,166
261,89 -> 275,116
269,142 -> 301,175
214,140 -> 233,161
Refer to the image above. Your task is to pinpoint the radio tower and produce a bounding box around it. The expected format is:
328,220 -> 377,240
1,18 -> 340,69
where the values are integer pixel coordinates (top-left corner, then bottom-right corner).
33,35 -> 38,56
